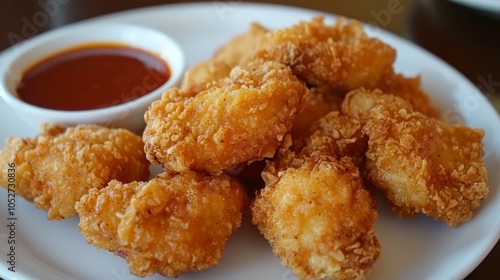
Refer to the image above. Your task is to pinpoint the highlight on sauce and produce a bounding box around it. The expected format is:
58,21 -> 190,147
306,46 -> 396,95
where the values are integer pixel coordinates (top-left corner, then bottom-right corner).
16,43 -> 171,111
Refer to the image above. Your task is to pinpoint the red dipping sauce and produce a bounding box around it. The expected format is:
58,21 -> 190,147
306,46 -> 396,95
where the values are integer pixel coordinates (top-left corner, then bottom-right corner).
16,43 -> 170,111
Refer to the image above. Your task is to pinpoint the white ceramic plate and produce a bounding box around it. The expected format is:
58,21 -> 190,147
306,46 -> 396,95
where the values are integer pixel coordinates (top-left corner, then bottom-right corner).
1,3 -> 500,280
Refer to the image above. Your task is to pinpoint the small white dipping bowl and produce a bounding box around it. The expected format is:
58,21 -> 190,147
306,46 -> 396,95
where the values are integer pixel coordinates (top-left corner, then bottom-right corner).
0,22 -> 185,134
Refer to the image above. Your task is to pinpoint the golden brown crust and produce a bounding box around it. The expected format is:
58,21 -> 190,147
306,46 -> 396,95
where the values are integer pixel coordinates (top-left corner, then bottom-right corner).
0,124 -> 149,219
254,17 -> 396,94
76,172 -> 247,278
253,17 -> 439,118
143,61 -> 309,175
306,111 -> 368,167
76,180 -> 141,251
253,154 -> 380,280
252,111 -> 380,280
342,89 -> 488,226
0,137 -> 36,201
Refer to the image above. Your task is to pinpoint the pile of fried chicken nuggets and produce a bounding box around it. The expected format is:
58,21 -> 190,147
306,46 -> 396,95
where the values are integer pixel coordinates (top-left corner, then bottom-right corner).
0,17 -> 489,280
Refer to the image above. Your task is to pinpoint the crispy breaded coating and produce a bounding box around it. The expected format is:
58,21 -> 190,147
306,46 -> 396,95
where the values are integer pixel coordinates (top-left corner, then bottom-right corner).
0,136 -> 37,201
143,61 -> 309,175
76,172 -> 247,278
252,140 -> 380,280
0,124 -> 149,220
76,180 -> 141,251
253,17 -> 439,118
181,23 -> 268,89
343,89 -> 488,226
306,111 -> 368,167
254,16 -> 396,94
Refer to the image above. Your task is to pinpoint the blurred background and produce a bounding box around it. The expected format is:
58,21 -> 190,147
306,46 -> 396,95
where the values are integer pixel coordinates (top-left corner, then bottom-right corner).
0,0 -> 499,279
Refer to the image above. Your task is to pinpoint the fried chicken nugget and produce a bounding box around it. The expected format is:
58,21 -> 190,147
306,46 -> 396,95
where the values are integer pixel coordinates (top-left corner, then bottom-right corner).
143,61 -> 309,175
252,136 -> 380,280
342,89 -> 488,226
253,17 -> 440,118
76,171 -> 247,278
0,124 -> 149,220
254,16 -> 396,94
